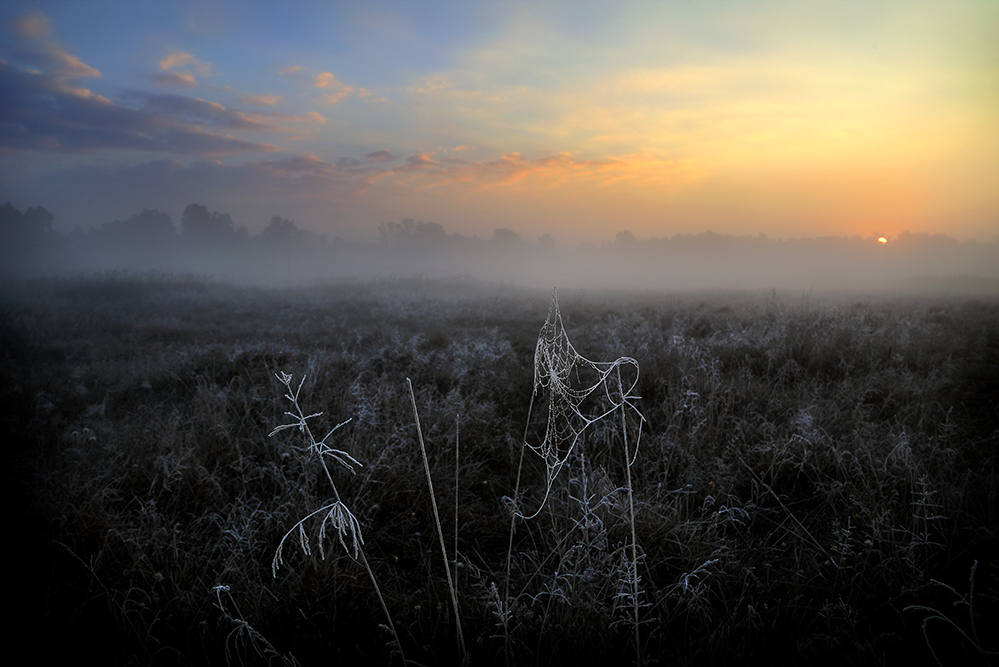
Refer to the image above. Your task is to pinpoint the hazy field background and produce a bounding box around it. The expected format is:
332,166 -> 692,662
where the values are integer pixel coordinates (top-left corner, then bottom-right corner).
5,273 -> 996,666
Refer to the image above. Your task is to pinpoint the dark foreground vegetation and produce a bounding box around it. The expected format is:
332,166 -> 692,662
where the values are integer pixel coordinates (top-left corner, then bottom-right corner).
5,273 -> 998,666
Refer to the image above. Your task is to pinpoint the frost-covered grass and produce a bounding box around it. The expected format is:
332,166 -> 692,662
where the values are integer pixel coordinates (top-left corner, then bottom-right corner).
6,275 -> 998,666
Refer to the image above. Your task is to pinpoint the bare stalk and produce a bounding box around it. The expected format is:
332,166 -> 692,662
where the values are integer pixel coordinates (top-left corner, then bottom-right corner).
618,365 -> 641,667
408,378 -> 467,665
505,389 -> 536,603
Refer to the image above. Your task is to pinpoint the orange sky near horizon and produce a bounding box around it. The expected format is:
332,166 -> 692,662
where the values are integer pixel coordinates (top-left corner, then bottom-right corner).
0,1 -> 996,243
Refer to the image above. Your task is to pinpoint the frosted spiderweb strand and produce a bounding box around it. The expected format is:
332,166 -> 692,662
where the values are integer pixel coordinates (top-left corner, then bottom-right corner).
520,288 -> 645,519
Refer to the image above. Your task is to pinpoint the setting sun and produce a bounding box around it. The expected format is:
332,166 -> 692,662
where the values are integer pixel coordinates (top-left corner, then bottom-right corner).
1,1 -> 997,244
878,237 -> 888,244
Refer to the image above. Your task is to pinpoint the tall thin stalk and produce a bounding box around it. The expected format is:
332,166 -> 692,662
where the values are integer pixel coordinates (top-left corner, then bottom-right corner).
408,378 -> 467,665
618,365 -> 641,666
454,414 -> 460,583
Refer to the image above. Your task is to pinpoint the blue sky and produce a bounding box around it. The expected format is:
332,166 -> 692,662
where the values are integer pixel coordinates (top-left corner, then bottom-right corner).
1,1 -> 996,243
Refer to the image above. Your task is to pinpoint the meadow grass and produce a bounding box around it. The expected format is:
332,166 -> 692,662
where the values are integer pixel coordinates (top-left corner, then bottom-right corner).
5,274 -> 997,665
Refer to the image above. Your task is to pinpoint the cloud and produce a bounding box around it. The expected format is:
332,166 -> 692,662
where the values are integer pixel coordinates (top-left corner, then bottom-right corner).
0,60 -> 277,155
404,153 -> 437,169
350,149 -> 702,202
150,72 -> 197,88
313,71 -> 357,103
313,71 -> 344,89
278,65 -> 305,76
9,12 -> 50,39
408,76 -> 450,94
159,51 -> 196,72
322,89 -> 354,104
243,93 -> 281,106
5,12 -> 101,80
142,94 -> 275,131
153,50 -> 212,87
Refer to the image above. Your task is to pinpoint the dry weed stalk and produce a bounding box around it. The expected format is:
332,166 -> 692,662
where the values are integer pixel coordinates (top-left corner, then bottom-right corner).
408,377 -> 468,665
269,371 -> 405,665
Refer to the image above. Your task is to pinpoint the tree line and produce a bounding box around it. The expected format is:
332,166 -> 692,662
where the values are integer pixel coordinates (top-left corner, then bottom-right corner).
2,201 -> 996,290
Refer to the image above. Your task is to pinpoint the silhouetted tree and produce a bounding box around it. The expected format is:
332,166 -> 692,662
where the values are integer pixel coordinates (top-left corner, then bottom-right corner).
491,228 -> 524,248
0,202 -> 57,276
261,215 -> 299,244
1,202 -> 54,243
536,233 -> 556,250
99,209 -> 176,246
378,218 -> 447,250
614,229 -> 636,245
181,204 -> 235,248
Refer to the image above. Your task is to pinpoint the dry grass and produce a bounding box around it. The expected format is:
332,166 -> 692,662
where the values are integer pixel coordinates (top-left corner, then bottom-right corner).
5,274 -> 997,666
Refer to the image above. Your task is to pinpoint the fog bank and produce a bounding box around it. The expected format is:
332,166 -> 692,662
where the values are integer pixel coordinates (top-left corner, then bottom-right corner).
2,204 -> 996,294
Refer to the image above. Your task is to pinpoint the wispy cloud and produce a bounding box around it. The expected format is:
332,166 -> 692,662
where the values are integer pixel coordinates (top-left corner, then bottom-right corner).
408,76 -> 450,94
150,72 -> 196,88
313,71 -> 356,104
141,94 -> 276,131
313,71 -> 344,89
6,11 -> 101,81
8,12 -> 51,39
243,93 -> 281,106
373,150 -> 701,195
151,50 -> 213,88
0,35 -> 276,155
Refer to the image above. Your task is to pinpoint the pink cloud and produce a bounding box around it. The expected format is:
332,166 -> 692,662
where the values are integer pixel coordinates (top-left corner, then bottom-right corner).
150,72 -> 197,88
243,93 -> 282,106
6,12 -> 101,80
313,71 -> 344,89
8,12 -> 51,39
0,60 -> 277,155
313,71 -> 358,104
154,50 -> 212,87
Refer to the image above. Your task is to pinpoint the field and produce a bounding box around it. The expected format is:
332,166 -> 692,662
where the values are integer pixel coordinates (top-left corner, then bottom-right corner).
5,273 -> 998,666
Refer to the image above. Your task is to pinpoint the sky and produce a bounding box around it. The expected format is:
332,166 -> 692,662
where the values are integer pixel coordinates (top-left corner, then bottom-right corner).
1,0 -> 997,244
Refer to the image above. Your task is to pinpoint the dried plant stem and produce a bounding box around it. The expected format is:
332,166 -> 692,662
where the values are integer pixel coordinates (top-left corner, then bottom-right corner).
357,549 -> 404,665
408,378 -> 467,665
505,389 -> 536,603
271,372 -> 405,666
501,388 -> 536,667
619,365 -> 641,667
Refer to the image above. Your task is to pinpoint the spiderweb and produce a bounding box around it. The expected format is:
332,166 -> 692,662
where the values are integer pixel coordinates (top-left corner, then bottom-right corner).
519,288 -> 645,518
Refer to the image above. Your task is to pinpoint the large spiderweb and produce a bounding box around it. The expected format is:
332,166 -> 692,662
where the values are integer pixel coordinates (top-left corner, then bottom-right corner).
519,288 -> 646,519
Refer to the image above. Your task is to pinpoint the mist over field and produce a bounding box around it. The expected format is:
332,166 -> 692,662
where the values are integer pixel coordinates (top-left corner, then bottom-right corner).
3,202 -> 997,293
3,3 -> 998,664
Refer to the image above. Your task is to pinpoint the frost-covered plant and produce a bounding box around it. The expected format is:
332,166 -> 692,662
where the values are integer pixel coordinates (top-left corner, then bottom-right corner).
270,372 -> 360,568
213,584 -> 301,667
269,371 -> 404,665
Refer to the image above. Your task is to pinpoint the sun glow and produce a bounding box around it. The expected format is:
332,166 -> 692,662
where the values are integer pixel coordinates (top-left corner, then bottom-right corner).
878,237 -> 888,244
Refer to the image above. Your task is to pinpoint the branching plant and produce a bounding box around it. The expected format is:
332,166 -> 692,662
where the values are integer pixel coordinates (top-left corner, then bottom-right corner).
269,371 -> 405,666
213,584 -> 301,667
